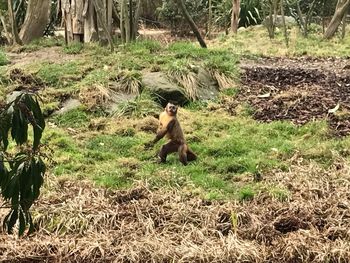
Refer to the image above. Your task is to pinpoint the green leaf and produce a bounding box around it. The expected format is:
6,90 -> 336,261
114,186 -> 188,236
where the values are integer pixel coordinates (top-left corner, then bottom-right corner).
7,208 -> 18,234
18,209 -> 26,236
24,95 -> 45,151
27,212 -> 35,234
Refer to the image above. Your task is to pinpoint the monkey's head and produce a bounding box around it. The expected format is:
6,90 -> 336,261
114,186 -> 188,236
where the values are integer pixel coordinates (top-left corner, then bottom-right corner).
165,103 -> 178,116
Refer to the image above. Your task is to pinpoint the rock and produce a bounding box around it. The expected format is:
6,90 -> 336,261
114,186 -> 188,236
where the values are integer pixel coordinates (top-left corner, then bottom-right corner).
53,98 -> 82,115
6,91 -> 23,103
263,15 -> 297,28
106,92 -> 138,114
142,72 -> 188,106
197,68 -> 219,101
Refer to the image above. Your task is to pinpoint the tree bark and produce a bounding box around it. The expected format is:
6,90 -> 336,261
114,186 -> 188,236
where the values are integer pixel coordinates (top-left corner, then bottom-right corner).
175,0 -> 207,48
324,0 -> 350,39
120,0 -> 126,43
92,0 -> 114,51
231,0 -> 240,34
207,0 -> 212,38
280,0 -> 289,47
7,0 -> 22,45
132,0 -> 141,40
19,0 -> 51,44
0,13 -> 12,44
341,6 -> 348,38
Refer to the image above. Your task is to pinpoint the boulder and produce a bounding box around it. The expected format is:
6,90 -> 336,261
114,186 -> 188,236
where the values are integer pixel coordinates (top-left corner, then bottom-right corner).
53,98 -> 82,115
6,91 -> 23,103
142,72 -> 188,106
196,68 -> 219,101
263,15 -> 297,28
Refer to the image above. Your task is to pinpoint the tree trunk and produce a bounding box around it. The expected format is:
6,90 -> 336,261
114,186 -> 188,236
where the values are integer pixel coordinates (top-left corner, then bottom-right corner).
0,13 -> 12,44
207,0 -> 212,38
132,0 -> 141,40
231,0 -> 240,34
7,0 -> 22,45
92,0 -> 114,51
324,0 -> 350,39
341,6 -> 348,38
280,0 -> 289,47
175,0 -> 207,48
83,0 -> 98,43
120,0 -> 126,43
19,0 -> 51,44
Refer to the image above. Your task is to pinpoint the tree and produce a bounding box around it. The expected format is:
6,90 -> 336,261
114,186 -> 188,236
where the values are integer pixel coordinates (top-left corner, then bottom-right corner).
7,0 -> 22,45
19,0 -> 51,44
60,0 -> 114,49
175,0 -> 207,48
324,0 -> 350,39
0,92 -> 46,236
231,0 -> 240,34
295,0 -> 318,37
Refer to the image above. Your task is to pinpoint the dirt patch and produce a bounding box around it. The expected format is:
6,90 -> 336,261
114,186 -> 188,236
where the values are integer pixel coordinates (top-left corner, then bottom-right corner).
7,46 -> 81,69
1,163 -> 350,262
232,57 -> 350,136
9,68 -> 45,92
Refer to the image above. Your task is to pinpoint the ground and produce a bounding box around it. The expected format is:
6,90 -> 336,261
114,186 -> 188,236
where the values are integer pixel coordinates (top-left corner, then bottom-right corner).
1,26 -> 350,262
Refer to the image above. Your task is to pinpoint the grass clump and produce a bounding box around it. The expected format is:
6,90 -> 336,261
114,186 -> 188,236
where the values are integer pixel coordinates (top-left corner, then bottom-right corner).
0,50 -> 9,66
37,61 -> 82,86
114,91 -> 161,118
63,42 -> 84,54
112,69 -> 142,95
53,108 -> 89,128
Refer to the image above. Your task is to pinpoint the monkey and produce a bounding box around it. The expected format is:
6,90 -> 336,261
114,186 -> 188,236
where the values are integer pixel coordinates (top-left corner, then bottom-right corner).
145,103 -> 197,166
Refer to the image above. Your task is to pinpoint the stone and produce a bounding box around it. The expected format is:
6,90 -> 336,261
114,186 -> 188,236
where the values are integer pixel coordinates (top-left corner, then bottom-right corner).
142,72 -> 188,106
196,68 -> 219,101
53,98 -> 82,115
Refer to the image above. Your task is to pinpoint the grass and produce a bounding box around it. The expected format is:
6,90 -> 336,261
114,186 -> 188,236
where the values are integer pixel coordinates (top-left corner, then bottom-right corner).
0,50 -> 9,66
63,42 -> 84,54
2,30 -> 350,201
214,25 -> 350,57
43,107 -> 350,200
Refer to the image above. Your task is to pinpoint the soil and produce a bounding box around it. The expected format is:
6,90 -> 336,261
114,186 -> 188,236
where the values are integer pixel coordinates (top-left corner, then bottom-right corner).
232,57 -> 350,136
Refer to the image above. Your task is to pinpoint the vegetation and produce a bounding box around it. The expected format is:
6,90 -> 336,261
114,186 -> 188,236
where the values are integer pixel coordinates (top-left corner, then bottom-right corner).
1,0 -> 350,261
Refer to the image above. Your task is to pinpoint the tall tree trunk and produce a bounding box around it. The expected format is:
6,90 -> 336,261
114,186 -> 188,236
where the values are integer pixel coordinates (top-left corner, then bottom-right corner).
0,13 -> 12,44
341,6 -> 348,38
207,0 -> 212,38
7,0 -> 22,45
120,0 -> 126,43
231,0 -> 240,34
84,0 -> 99,43
107,0 -> 113,35
123,0 -> 130,43
132,0 -> 141,40
19,0 -> 51,44
324,0 -> 350,39
175,0 -> 207,48
92,0 -> 114,51
280,0 -> 289,47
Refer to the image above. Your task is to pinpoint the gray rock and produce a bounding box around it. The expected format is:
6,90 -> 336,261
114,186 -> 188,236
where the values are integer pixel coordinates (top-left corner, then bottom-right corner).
142,72 -> 188,106
197,68 -> 219,101
53,98 -> 82,115
106,92 -> 138,114
6,91 -> 23,103
263,15 -> 297,28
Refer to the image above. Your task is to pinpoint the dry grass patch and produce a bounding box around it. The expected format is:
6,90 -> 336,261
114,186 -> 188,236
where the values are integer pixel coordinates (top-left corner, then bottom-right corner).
1,161 -> 350,262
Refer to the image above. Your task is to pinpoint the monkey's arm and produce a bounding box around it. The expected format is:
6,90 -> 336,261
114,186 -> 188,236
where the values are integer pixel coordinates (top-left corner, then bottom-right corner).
144,119 -> 176,148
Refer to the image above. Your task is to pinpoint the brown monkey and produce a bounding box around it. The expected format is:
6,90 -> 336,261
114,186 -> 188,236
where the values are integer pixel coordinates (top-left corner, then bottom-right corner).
145,103 -> 197,165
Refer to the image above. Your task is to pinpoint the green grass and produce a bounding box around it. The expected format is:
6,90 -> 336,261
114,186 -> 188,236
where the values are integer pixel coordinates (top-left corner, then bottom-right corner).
36,61 -> 82,86
44,108 -> 350,200
0,50 -> 9,66
63,42 -> 84,54
215,25 -> 350,57
52,108 -> 89,128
